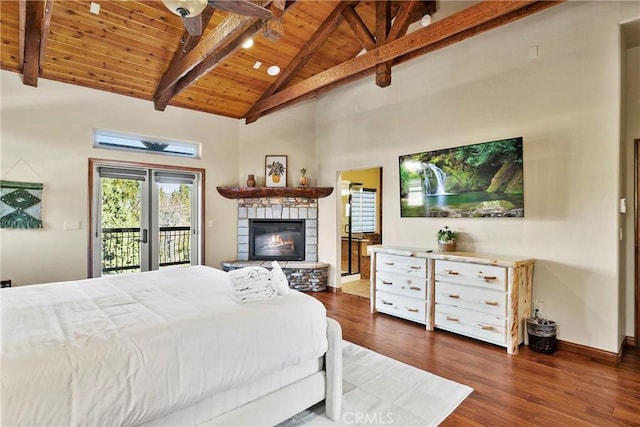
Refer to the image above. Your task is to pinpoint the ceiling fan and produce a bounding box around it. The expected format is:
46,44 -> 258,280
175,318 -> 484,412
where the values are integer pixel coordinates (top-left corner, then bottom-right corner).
162,0 -> 273,36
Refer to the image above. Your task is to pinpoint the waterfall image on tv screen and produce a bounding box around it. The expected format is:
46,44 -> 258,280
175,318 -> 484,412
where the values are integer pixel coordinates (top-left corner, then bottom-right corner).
399,137 -> 524,218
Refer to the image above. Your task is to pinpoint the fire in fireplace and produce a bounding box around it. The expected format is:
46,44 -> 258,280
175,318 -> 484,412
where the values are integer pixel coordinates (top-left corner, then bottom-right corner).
249,219 -> 305,261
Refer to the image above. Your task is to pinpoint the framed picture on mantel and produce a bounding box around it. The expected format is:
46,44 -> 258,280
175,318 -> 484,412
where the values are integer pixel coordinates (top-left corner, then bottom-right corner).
265,155 -> 287,187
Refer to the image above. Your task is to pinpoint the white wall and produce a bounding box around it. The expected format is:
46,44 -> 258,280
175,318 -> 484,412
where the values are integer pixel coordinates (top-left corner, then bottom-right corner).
1,1 -> 637,354
237,100 -> 316,188
316,1 -> 629,352
624,45 -> 640,337
0,72 -> 239,285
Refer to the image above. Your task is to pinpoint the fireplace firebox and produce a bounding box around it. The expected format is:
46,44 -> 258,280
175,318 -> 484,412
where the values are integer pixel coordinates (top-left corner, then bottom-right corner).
249,219 -> 305,261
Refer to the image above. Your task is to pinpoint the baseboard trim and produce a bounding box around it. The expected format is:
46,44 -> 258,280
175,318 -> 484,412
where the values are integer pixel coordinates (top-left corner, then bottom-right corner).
556,339 -> 618,364
625,336 -> 636,347
326,285 -> 339,293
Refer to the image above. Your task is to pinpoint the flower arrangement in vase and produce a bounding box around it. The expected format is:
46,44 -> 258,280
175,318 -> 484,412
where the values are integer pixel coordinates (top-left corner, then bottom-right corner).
437,226 -> 458,251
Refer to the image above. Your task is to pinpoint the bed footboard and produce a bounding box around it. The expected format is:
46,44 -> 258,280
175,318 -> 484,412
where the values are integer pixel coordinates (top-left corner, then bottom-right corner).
325,317 -> 342,421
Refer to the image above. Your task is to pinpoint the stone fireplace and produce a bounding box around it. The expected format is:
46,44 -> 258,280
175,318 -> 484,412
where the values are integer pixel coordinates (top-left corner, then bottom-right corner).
237,197 -> 318,262
249,219 -> 306,261
217,187 -> 334,292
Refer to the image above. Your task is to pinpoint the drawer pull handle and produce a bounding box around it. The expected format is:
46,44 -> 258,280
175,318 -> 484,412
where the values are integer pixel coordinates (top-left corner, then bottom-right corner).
478,274 -> 497,281
384,262 -> 395,266
409,286 -> 421,291
480,300 -> 499,306
444,270 -> 459,275
409,265 -> 422,270
381,300 -> 393,305
445,315 -> 459,321
445,294 -> 460,299
405,307 -> 419,313
381,280 -> 393,285
476,323 -> 495,331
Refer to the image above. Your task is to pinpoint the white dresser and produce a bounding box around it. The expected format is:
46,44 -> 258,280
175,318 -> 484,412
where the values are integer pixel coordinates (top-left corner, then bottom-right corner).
373,252 -> 429,324
369,246 -> 534,354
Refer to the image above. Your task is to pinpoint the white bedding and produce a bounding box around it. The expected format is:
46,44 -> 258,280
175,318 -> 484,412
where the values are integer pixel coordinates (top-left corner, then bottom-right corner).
0,266 -> 329,426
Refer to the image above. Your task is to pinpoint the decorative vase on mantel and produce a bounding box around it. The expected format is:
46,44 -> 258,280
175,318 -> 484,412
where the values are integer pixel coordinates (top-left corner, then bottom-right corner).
246,174 -> 256,187
299,168 -> 307,188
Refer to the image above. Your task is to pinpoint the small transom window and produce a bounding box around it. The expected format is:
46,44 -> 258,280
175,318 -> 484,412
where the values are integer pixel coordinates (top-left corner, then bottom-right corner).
94,129 -> 200,159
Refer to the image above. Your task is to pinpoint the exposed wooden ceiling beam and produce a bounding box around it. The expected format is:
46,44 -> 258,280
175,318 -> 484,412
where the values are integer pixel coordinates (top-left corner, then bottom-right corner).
21,0 -> 48,87
18,0 -> 26,68
154,13 -> 260,110
247,0 -> 563,122
342,5 -> 375,52
179,6 -> 217,56
39,0 -> 53,65
154,1 -> 296,111
263,0 -> 285,41
171,20 -> 263,97
246,1 -> 356,124
387,0 -> 419,42
376,0 -> 420,88
375,0 -> 391,88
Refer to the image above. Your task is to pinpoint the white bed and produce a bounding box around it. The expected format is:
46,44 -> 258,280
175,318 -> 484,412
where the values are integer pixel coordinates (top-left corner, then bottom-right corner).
0,265 -> 342,426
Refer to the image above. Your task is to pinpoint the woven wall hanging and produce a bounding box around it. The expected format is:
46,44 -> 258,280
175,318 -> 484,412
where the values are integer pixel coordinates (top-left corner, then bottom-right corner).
0,180 -> 43,229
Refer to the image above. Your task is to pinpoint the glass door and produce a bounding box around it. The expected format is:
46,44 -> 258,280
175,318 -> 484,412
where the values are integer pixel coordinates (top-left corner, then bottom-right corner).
91,163 -> 201,277
153,170 -> 200,271
341,181 -> 363,277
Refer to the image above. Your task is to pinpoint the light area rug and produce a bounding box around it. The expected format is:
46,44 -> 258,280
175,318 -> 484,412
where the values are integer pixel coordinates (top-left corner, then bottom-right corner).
279,341 -> 473,426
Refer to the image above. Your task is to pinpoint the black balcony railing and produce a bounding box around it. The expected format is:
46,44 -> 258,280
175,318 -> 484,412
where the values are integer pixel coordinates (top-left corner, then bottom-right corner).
102,226 -> 191,274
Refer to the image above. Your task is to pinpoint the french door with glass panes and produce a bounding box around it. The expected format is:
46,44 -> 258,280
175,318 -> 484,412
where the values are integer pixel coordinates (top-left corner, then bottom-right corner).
90,162 -> 202,277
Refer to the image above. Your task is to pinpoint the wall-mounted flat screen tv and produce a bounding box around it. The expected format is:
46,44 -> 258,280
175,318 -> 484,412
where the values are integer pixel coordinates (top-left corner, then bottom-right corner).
399,137 -> 524,218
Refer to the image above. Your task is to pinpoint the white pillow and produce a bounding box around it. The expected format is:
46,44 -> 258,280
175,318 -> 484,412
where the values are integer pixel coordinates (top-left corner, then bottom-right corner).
270,261 -> 291,295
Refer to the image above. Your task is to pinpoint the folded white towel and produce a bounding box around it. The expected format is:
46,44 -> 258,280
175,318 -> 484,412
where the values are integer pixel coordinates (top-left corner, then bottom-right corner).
228,266 -> 277,304
232,279 -> 273,295
230,284 -> 277,304
270,261 -> 291,296
228,266 -> 271,287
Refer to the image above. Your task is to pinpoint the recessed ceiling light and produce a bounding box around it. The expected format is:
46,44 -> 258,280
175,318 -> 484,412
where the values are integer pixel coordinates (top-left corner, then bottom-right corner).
242,39 -> 254,49
253,61 -> 262,70
90,2 -> 100,14
267,65 -> 280,76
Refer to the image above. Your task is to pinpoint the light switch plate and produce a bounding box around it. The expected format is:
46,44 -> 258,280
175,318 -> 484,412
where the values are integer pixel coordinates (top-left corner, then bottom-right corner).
64,220 -> 80,230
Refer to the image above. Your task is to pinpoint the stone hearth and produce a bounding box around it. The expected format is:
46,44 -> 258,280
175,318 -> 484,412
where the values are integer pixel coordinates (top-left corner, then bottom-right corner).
221,260 -> 329,292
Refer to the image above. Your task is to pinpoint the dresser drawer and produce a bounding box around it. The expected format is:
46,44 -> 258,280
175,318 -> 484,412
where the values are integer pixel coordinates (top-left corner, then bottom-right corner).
435,260 -> 506,291
376,271 -> 427,299
376,254 -> 428,278
435,305 -> 507,346
375,291 -> 426,324
435,282 -> 507,317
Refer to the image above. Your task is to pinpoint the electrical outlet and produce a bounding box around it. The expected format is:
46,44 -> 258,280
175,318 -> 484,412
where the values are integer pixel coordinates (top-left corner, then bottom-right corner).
534,300 -> 543,315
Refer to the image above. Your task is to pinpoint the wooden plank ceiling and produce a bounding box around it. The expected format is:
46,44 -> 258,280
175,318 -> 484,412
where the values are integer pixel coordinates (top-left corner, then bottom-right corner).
0,0 -> 562,123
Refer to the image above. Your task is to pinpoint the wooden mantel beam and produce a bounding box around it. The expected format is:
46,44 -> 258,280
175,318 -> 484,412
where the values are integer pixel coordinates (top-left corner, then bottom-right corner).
246,0 -> 562,122
245,1 -> 356,124
21,0 -> 51,87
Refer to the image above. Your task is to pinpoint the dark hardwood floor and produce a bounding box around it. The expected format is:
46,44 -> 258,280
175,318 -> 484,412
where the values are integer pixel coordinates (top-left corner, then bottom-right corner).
312,291 -> 640,426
